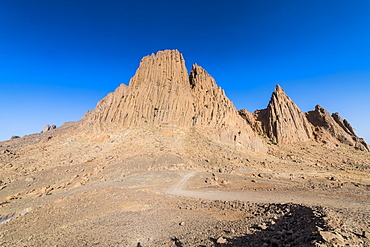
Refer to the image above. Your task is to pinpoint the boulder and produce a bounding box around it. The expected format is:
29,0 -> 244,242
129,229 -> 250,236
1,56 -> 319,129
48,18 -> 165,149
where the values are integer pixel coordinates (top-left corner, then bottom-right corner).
41,124 -> 56,133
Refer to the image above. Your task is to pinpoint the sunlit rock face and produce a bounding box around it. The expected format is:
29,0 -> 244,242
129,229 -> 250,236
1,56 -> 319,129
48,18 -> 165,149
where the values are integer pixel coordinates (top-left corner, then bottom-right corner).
306,105 -> 369,151
81,50 -> 267,152
240,85 -> 313,144
239,85 -> 368,151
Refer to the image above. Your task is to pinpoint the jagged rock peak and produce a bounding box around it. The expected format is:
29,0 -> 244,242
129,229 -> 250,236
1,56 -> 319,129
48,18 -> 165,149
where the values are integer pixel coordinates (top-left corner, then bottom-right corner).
274,84 -> 284,92
189,63 -> 235,127
262,84 -> 313,144
129,50 -> 189,89
83,50 -> 194,128
81,50 -> 267,152
306,105 -> 369,151
239,85 -> 368,150
188,63 -> 267,152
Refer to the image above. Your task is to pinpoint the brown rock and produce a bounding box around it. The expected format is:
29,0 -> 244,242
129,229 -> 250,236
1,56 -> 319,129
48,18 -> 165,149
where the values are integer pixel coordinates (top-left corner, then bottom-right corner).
239,109 -> 265,134
41,124 -> 56,133
56,181 -> 70,189
5,194 -> 20,200
216,236 -> 227,244
189,64 -> 266,151
239,85 -> 368,151
25,176 -> 35,182
81,50 -> 267,152
306,105 -> 369,151
319,231 -> 345,245
221,179 -> 230,185
258,223 -> 268,230
244,85 -> 313,144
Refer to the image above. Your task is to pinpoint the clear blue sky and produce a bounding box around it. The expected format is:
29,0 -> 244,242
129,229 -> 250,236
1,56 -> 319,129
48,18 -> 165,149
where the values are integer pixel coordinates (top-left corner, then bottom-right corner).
1,0 -> 369,142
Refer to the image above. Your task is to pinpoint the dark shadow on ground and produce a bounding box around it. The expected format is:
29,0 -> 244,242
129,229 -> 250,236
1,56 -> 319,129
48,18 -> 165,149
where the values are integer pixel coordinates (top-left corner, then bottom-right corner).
213,203 -> 326,247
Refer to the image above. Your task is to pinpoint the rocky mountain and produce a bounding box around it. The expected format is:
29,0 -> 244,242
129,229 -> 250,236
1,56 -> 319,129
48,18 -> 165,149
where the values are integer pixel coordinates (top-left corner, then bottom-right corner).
82,50 -> 267,152
239,85 -> 368,151
81,50 -> 367,151
239,85 -> 313,144
1,50 -> 369,246
306,105 -> 369,151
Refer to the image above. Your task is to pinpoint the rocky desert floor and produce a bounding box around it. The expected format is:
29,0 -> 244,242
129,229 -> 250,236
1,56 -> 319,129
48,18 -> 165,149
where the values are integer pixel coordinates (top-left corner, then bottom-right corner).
0,124 -> 369,246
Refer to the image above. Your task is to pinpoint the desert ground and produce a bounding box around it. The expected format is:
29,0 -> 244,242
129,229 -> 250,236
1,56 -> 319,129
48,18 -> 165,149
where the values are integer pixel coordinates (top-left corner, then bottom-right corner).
0,123 -> 369,246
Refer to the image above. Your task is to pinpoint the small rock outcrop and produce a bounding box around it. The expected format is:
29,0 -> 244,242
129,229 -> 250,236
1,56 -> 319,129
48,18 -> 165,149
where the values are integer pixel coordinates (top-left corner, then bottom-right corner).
82,50 -> 267,152
41,125 -> 56,133
240,85 -> 313,144
306,105 -> 368,151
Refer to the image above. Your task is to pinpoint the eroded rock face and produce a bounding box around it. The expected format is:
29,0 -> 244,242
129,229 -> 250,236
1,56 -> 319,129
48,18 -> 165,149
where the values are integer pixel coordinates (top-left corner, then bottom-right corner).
239,85 -> 368,151
240,85 -> 313,144
266,85 -> 313,144
238,109 -> 265,135
189,64 -> 266,151
306,105 -> 369,151
83,50 -> 194,128
80,50 -> 367,152
82,50 -> 267,152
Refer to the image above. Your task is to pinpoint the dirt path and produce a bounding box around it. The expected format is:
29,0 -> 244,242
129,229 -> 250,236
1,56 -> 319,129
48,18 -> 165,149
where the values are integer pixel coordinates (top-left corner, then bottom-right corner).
167,171 -> 370,212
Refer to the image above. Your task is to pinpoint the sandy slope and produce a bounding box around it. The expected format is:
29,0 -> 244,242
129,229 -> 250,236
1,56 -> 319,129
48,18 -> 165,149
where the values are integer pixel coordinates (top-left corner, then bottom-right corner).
0,125 -> 369,246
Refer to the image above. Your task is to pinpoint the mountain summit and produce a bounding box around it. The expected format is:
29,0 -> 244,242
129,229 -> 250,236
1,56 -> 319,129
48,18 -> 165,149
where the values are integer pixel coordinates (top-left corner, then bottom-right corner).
239,85 -> 368,151
81,50 -> 367,152
82,50 -> 267,152
1,50 -> 369,246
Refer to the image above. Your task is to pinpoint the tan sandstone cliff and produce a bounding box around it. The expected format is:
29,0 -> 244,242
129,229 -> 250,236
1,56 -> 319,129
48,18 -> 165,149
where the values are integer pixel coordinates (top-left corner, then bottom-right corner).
82,50 -> 267,152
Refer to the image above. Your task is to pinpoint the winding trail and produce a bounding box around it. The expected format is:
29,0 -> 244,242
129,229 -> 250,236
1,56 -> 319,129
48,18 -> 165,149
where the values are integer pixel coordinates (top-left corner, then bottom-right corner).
167,171 -> 199,196
167,171 -> 370,212
0,208 -> 29,226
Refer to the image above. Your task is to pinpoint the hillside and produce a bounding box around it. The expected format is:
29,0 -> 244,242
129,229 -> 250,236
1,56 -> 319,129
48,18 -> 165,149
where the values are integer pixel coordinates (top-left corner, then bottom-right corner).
0,50 -> 369,246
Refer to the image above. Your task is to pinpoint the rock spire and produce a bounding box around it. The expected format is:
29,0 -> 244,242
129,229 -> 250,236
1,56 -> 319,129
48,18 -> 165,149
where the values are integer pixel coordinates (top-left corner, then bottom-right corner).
81,50 -> 367,151
82,50 -> 267,152
239,85 -> 368,151
240,85 -> 313,144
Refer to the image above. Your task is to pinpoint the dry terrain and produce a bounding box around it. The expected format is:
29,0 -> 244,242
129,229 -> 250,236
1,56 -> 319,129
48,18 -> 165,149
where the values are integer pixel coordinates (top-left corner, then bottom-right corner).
0,123 -> 369,246
1,50 -> 369,246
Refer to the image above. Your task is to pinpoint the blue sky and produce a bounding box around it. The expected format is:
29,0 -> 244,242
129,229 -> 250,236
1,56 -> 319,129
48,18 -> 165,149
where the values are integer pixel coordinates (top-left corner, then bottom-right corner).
0,0 -> 369,142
